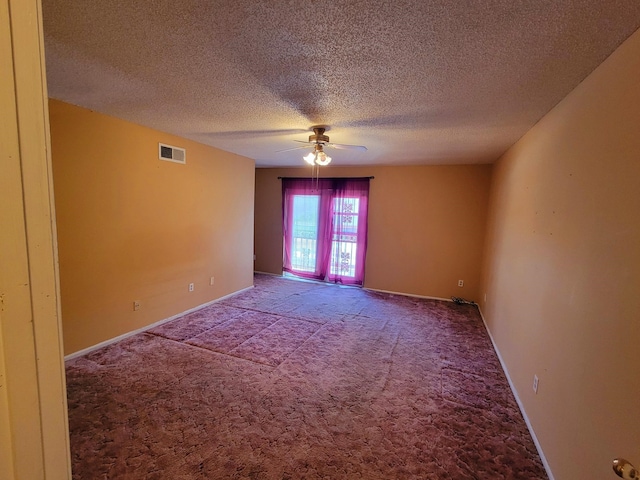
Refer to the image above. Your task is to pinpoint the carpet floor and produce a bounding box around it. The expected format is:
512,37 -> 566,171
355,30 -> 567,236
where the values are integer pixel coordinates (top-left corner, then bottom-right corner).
66,274 -> 547,479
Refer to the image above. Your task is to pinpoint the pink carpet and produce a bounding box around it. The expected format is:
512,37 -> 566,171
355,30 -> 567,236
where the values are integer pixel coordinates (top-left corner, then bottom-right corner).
65,274 -> 547,479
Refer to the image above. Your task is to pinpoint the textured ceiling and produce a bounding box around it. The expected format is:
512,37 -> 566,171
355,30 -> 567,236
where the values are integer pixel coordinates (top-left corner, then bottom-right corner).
43,1 -> 640,167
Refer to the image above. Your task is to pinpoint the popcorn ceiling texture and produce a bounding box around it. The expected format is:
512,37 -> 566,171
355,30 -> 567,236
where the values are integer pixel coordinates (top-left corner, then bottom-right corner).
65,274 -> 547,479
43,1 -> 640,166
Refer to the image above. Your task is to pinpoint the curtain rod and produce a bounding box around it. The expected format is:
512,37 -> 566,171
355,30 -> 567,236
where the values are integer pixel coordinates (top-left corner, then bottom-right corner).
277,176 -> 374,180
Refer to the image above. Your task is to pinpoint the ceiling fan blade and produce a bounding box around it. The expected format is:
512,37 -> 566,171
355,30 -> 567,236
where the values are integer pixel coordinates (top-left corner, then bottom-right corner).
327,143 -> 368,152
276,145 -> 314,153
282,127 -> 367,154
197,128 -> 308,139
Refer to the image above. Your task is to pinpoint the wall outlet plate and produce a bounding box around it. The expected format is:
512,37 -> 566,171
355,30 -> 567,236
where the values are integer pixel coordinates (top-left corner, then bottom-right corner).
533,375 -> 539,393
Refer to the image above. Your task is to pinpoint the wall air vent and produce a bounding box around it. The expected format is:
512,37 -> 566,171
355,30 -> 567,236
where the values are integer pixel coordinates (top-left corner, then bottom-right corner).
158,143 -> 186,164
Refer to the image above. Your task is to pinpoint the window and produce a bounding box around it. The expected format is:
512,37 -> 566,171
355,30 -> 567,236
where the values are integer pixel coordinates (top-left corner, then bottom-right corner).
290,194 -> 319,273
329,196 -> 360,279
282,178 -> 370,286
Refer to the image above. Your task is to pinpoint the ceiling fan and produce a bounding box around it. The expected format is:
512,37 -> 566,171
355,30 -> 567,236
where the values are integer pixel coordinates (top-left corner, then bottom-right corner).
278,126 -> 367,166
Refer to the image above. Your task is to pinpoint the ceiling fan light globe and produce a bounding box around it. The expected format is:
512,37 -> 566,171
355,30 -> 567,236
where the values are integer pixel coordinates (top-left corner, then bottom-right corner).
315,153 -> 332,166
303,152 -> 316,165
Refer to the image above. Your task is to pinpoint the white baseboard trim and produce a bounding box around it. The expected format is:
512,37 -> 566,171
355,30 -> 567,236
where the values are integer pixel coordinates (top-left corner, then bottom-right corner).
477,306 -> 555,480
364,287 -> 452,303
257,273 -> 454,301
64,285 -> 254,361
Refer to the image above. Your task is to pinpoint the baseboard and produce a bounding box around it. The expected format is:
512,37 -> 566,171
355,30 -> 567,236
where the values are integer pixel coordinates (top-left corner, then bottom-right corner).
477,306 -> 555,480
64,285 -> 254,361
253,270 -> 282,276
255,273 -> 452,300
364,287 -> 452,303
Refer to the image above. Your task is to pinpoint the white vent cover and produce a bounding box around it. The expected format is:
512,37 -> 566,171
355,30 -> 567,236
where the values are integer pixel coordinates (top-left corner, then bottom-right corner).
158,143 -> 186,164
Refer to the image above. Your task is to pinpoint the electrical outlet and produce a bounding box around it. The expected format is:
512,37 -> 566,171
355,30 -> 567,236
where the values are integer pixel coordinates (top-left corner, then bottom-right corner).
188,283 -> 194,292
533,375 -> 539,394
210,276 -> 215,286
458,280 -> 464,287
133,301 -> 140,311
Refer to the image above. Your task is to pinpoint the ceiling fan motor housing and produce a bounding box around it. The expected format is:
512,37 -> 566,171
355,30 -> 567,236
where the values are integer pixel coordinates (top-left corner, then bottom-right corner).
309,127 -> 330,144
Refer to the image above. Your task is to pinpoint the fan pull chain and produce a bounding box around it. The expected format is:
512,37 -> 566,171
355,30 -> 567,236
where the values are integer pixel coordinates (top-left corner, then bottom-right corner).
312,162 -> 319,190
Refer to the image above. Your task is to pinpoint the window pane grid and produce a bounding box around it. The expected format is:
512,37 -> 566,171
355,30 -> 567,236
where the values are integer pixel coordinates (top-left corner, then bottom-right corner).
291,238 -> 317,272
290,195 -> 320,273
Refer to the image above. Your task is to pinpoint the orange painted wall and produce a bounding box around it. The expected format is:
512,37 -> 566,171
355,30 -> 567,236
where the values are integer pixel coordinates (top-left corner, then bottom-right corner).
50,99 -> 255,355
480,29 -> 640,479
255,165 -> 492,301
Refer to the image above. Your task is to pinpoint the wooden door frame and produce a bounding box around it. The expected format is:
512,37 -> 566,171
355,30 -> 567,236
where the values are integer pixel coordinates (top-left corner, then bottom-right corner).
0,0 -> 71,477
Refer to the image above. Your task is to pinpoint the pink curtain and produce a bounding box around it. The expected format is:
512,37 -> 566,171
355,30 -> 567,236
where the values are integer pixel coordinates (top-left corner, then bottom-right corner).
282,177 -> 370,286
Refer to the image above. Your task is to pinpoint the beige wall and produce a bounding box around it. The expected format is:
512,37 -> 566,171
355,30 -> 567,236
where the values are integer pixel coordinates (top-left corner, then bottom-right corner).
255,165 -> 492,301
480,29 -> 640,480
50,100 -> 255,355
